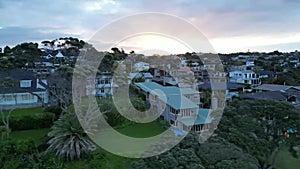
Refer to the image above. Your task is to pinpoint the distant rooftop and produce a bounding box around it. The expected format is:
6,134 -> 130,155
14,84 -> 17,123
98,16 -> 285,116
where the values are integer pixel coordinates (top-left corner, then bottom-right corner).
254,84 -> 300,91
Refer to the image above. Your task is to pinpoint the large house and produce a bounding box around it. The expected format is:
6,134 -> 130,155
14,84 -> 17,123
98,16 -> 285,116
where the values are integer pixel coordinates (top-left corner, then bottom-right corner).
135,82 -> 213,134
86,73 -> 119,97
229,70 -> 261,86
0,69 -> 48,109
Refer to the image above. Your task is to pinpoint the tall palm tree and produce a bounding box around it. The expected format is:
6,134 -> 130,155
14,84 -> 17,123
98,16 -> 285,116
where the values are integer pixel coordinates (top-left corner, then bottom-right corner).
47,112 -> 96,161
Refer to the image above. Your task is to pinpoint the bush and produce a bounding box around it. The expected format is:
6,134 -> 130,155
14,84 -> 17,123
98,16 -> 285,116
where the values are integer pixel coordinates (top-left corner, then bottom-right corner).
44,106 -> 62,119
10,112 -> 55,131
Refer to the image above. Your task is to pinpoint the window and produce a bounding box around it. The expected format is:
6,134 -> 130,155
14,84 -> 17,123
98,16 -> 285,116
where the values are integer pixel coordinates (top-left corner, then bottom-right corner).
20,80 -> 32,88
21,94 -> 34,101
170,107 -> 177,114
4,95 -> 14,102
170,120 -> 175,125
100,88 -> 105,93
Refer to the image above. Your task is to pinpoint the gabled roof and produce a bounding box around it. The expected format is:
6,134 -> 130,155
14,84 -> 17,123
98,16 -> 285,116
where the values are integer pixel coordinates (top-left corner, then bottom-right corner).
55,51 -> 64,58
179,109 -> 212,126
128,72 -> 153,79
0,69 -> 45,94
0,69 -> 35,80
239,91 -> 287,101
254,84 -> 300,91
135,82 -> 199,110
198,82 -> 245,90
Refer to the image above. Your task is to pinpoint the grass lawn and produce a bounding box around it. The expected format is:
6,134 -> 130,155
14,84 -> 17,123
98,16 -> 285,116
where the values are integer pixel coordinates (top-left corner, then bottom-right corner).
66,122 -> 166,169
274,146 -> 300,169
10,128 -> 50,145
3,107 -> 44,117
116,121 -> 166,138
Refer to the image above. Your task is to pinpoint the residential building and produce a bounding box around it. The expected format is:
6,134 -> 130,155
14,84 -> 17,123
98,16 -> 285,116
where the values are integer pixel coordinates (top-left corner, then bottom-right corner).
0,69 -> 48,109
134,62 -> 150,71
128,72 -> 153,83
229,70 -> 261,86
86,73 -> 119,97
240,84 -> 300,105
258,70 -> 277,79
198,82 -> 245,100
135,82 -> 213,134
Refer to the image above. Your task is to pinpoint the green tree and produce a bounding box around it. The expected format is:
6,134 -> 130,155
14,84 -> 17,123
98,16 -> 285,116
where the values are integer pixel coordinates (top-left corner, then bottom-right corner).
219,99 -> 300,169
47,112 -> 96,161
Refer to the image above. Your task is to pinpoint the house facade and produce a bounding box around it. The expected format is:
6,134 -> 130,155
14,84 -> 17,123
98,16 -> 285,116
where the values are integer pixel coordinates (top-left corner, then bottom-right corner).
135,82 -> 212,134
134,62 -> 150,71
229,70 -> 261,86
86,73 -> 119,97
0,69 -> 48,109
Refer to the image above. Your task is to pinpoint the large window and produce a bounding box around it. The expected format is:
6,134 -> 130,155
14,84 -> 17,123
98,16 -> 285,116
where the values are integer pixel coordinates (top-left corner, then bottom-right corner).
20,80 -> 32,88
21,94 -> 34,101
3,95 -> 14,102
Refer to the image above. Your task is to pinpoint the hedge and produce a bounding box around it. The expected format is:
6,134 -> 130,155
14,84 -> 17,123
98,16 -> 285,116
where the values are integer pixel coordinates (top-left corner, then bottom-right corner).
9,112 -> 55,131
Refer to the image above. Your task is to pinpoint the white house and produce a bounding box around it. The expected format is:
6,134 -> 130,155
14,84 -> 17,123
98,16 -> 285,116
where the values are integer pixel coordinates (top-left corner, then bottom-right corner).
246,60 -> 255,67
229,70 -> 261,86
86,73 -> 119,97
134,62 -> 150,71
0,69 -> 48,109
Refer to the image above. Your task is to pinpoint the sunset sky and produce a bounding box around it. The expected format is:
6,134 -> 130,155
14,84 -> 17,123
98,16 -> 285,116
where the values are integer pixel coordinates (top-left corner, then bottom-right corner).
1,0 -> 300,54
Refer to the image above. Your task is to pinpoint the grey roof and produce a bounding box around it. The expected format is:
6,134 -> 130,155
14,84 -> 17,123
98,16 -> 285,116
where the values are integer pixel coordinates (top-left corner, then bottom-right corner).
198,82 -> 244,90
230,70 -> 255,73
258,70 -> 276,76
0,69 -> 35,80
239,91 -> 287,101
254,84 -> 300,91
0,69 -> 46,94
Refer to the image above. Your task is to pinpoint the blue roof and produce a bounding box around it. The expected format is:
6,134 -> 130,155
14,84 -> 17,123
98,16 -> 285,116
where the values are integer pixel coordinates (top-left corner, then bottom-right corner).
135,82 -> 199,109
143,73 -> 153,79
179,109 -> 212,126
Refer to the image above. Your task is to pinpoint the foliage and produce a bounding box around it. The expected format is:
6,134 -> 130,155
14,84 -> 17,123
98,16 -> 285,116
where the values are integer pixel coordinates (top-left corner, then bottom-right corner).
132,134 -> 258,169
0,42 -> 42,69
274,68 -> 300,85
44,106 -> 62,119
47,112 -> 96,161
0,139 -> 65,169
8,112 -> 55,131
219,99 -> 300,168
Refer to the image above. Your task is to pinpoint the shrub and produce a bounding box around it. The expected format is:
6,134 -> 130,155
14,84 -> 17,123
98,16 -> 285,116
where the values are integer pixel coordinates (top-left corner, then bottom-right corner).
44,106 -> 62,119
10,112 -> 55,131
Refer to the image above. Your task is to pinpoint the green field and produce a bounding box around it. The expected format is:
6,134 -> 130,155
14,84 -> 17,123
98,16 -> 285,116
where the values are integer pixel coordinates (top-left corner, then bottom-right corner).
3,107 -> 44,117
274,146 -> 300,169
67,122 -> 166,169
116,121 -> 167,138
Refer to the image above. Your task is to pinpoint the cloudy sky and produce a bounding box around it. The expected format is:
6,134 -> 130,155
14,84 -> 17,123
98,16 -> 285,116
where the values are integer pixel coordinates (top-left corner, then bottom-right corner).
1,0 -> 300,53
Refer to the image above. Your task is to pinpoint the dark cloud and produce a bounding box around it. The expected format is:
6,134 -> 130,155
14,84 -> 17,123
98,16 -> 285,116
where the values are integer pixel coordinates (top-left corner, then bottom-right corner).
0,0 -> 300,52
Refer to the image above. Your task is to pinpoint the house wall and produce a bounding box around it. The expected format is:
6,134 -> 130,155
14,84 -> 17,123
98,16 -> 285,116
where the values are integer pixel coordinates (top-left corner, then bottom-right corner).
0,91 -> 48,109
